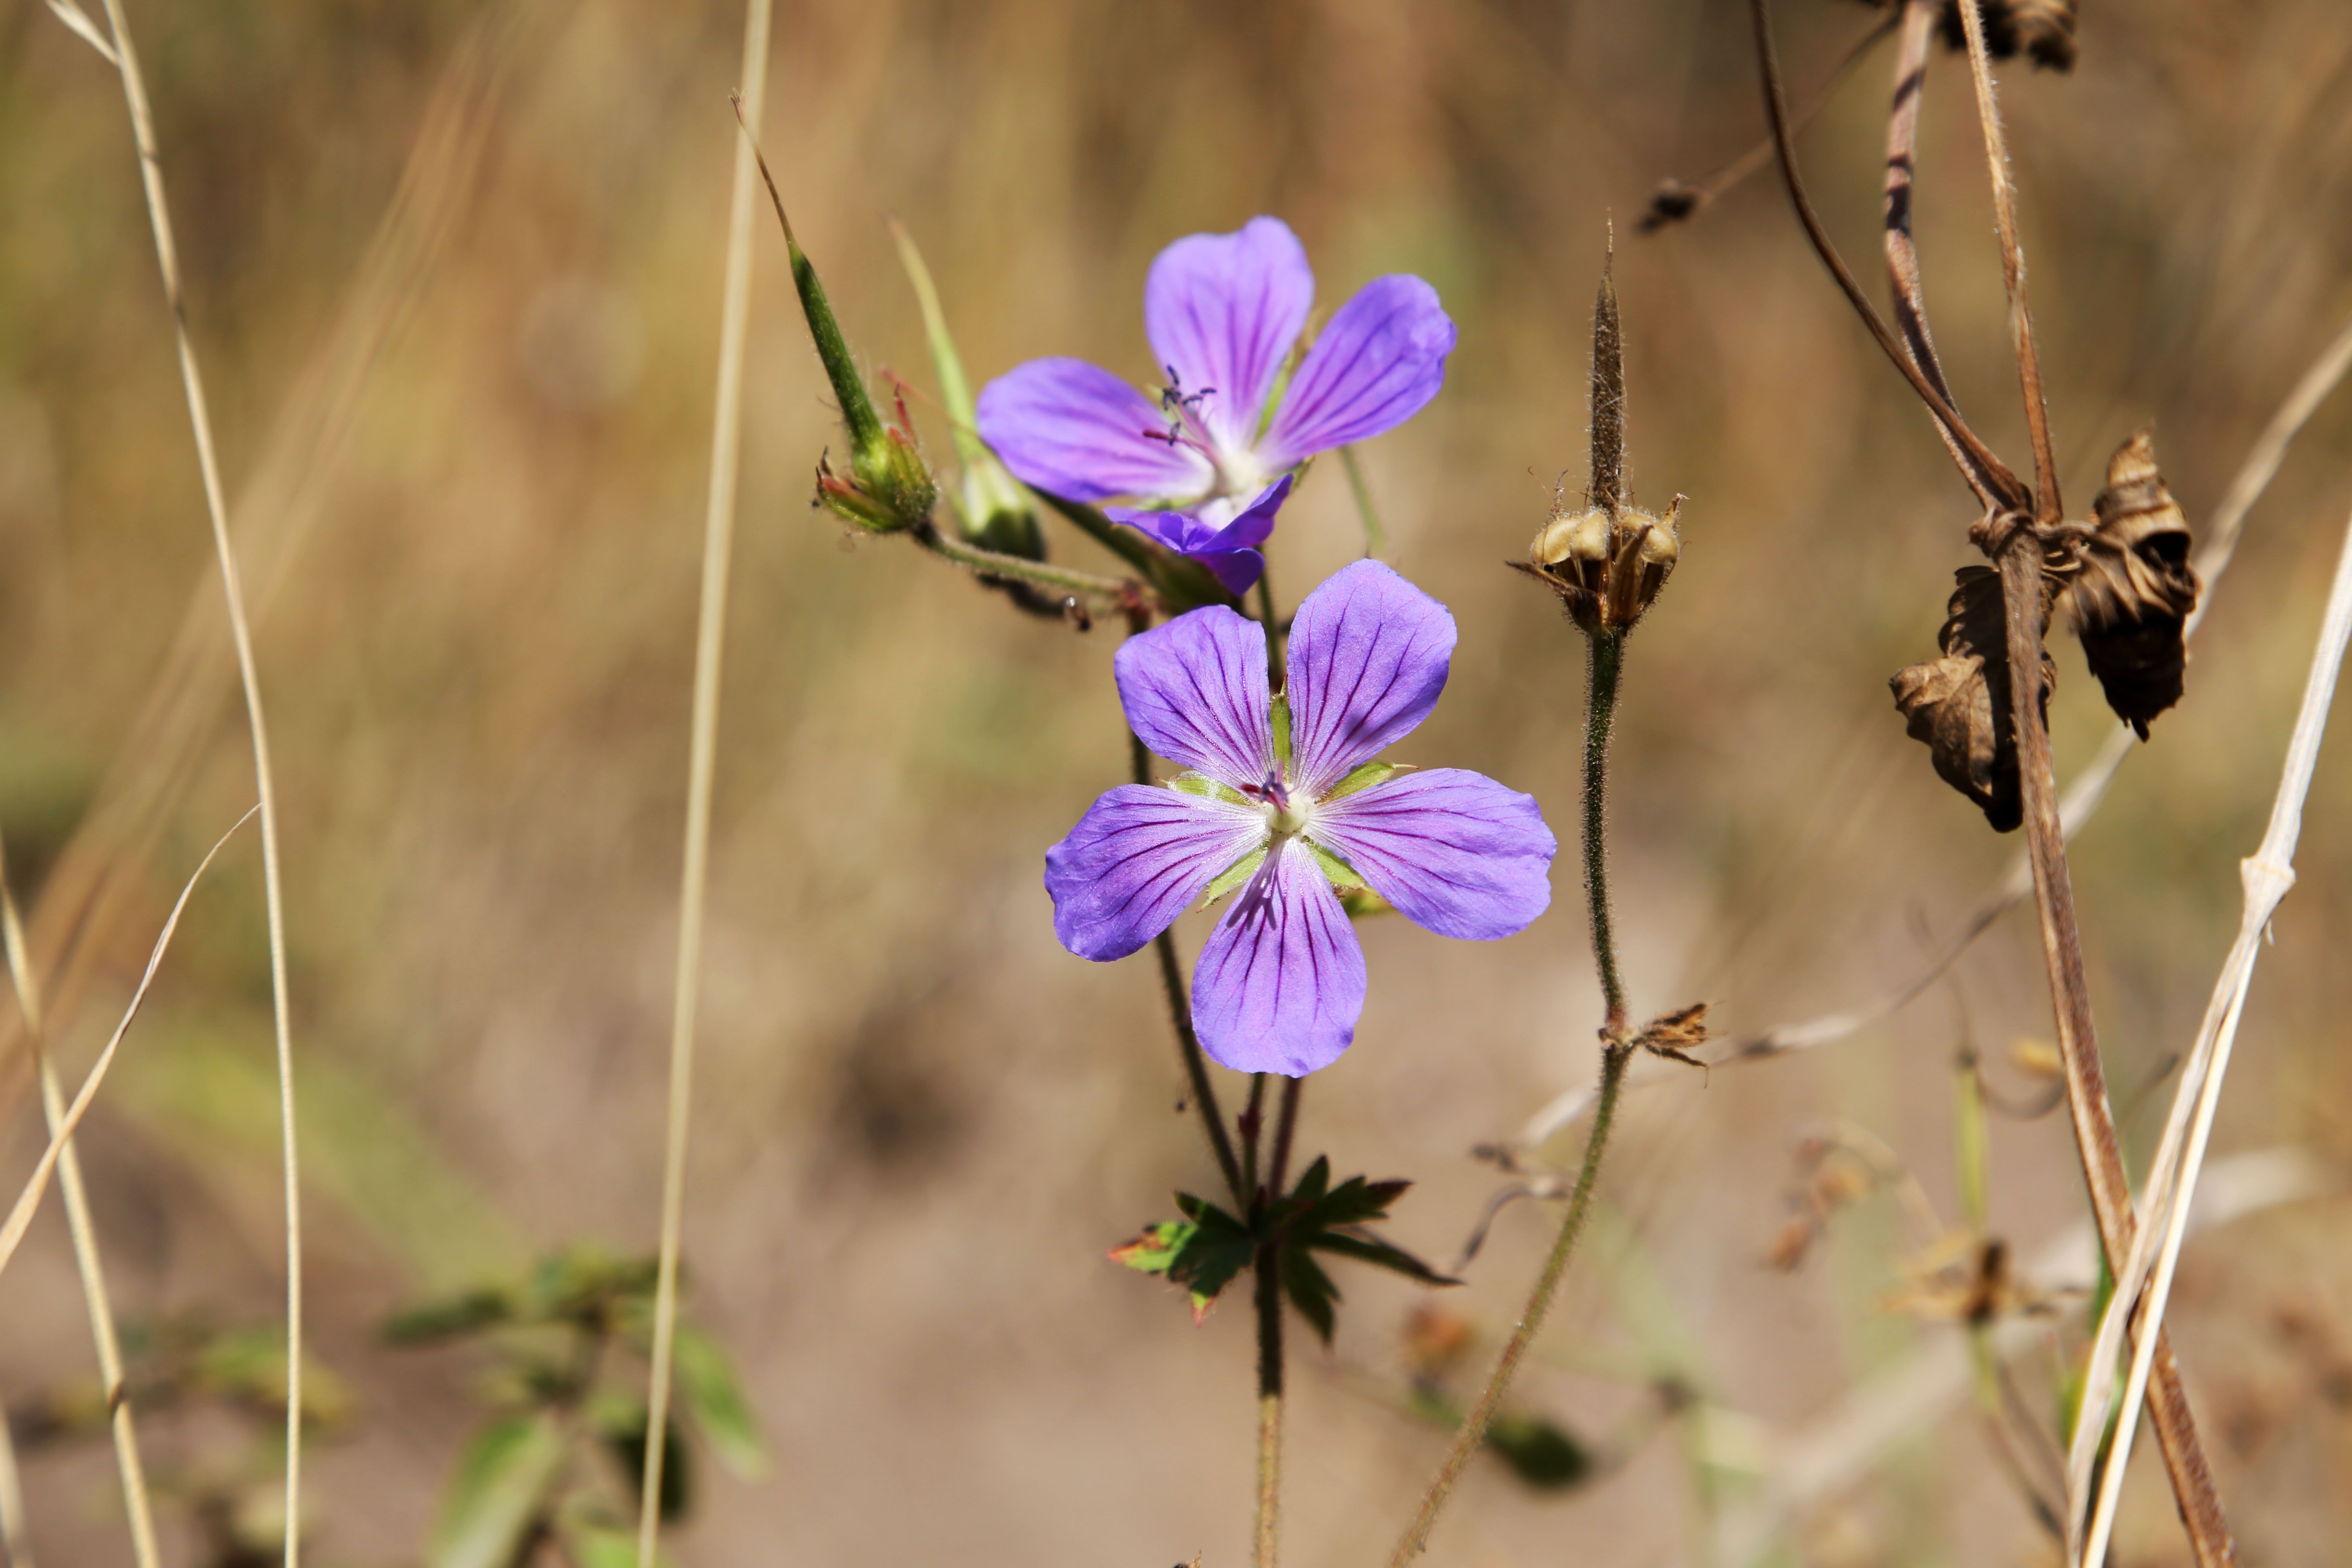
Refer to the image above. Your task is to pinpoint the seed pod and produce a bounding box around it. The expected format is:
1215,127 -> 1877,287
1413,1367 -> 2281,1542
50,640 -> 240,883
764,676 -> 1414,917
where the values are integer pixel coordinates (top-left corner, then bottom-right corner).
1515,499 -> 1685,636
1890,565 -> 2055,833
2070,429 -> 2198,739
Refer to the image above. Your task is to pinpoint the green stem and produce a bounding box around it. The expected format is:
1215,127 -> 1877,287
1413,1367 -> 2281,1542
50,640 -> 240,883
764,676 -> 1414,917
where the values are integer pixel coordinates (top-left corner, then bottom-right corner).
1036,488 -> 1165,578
1389,624 -> 1636,1564
1239,1072 -> 1268,1204
1339,446 -> 1386,558
1583,630 -> 1628,1033
1268,1076 -> 1303,1196
1389,1042 -> 1633,1564
1256,562 -> 1285,673
1127,706 -> 1247,1208
913,520 -> 1137,603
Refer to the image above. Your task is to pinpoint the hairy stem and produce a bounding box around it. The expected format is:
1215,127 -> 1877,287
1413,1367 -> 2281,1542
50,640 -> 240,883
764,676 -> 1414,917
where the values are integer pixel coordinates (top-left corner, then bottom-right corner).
1392,623 -> 1639,1562
639,3 -> 772,1561
1994,538 -> 2234,1567
1391,1042 -> 1632,1564
1240,1072 -> 1268,1203
1254,1229 -> 1284,1568
93,4 -> 305,1554
1583,631 -> 1628,1034
912,519 -> 1140,604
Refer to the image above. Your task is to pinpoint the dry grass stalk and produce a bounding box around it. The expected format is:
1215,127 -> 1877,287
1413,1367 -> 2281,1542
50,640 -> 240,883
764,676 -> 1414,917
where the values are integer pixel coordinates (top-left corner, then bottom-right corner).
0,830 -> 161,1568
2067,497 -> 2352,1566
87,0 -> 309,1555
0,1424 -> 27,1568
638,3 -> 775,1562
1950,11 -> 2234,1560
0,8 -> 520,1127
0,811 -> 255,1279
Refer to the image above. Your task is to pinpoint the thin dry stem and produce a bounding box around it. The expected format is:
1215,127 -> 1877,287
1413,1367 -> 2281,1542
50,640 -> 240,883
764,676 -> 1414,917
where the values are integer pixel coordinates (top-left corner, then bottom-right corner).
2071,499 -> 2352,1566
1953,2 -> 2061,523
0,1422 -> 27,1568
0,832 -> 160,1568
1746,0 -> 2025,509
0,811 -> 255,1277
638,3 -> 773,1562
1994,535 -> 2234,1567
91,3 -> 305,1555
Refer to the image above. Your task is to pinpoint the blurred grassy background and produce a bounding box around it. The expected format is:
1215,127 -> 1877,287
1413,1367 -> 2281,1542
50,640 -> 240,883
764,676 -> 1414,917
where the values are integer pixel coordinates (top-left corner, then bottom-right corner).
4,0 -> 2352,1562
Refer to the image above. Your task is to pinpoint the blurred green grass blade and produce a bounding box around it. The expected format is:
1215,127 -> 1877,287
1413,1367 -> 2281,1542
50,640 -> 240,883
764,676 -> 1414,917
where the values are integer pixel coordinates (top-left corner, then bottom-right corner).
670,1324 -> 768,1480
429,1413 -> 568,1568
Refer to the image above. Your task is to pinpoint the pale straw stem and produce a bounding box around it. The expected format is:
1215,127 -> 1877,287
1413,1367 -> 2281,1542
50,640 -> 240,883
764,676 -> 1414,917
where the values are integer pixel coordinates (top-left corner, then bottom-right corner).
90,2 -> 304,1556
638,2 -> 774,1561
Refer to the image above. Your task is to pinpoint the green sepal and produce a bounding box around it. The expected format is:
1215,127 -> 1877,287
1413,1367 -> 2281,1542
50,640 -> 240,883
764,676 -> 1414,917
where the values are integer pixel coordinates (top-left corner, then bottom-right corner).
428,1412 -> 570,1568
1169,772 -> 1250,807
1281,1245 -> 1341,1347
1322,760 -> 1402,802
1271,691 -> 1292,769
1339,886 -> 1395,920
891,221 -> 1041,558
1305,840 -> 1367,894
1198,846 -> 1267,912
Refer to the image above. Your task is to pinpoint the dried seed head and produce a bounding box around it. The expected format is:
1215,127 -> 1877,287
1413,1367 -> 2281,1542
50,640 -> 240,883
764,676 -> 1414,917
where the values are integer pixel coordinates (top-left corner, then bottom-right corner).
1853,0 -> 2078,71
1890,564 -> 2055,833
2068,429 -> 2198,739
1515,499 -> 1686,635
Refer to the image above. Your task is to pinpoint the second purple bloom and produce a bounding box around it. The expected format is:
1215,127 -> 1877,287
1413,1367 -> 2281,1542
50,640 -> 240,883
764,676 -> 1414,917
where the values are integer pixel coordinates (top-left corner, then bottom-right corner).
1045,560 -> 1557,1076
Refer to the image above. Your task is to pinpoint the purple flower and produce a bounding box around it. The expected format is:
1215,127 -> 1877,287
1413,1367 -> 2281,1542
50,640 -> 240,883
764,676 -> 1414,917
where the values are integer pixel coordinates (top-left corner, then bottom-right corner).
1110,475 -> 1292,599
1045,560 -> 1557,1077
976,217 -> 1457,588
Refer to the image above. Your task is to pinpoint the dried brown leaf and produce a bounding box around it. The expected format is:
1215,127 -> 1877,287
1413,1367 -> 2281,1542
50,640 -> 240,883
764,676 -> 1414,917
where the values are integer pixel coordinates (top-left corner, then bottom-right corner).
1891,565 -> 2055,833
2069,429 -> 2199,739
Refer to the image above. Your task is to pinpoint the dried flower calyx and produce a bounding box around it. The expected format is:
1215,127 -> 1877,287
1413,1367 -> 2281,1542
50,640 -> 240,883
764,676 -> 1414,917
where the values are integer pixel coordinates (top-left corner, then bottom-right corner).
2067,429 -> 2198,739
1890,564 -> 2055,833
1512,250 -> 1686,635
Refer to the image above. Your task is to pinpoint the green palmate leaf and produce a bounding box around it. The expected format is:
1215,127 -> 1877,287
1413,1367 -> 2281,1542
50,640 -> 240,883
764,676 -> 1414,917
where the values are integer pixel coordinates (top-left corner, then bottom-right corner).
428,1412 -> 570,1568
1270,691 -> 1292,769
382,1286 -> 514,1345
1484,1412 -> 1592,1490
1113,1196 -> 1256,1323
1321,760 -> 1400,803
594,1397 -> 690,1523
1281,1245 -> 1341,1346
557,1521 -> 674,1568
1309,1228 -> 1460,1287
671,1323 -> 768,1481
1198,847 -> 1267,912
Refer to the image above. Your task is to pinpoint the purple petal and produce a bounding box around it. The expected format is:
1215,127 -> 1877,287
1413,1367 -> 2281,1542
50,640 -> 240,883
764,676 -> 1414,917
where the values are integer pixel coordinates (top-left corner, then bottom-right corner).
1202,474 -> 1291,552
976,357 -> 1214,502
1145,217 -> 1314,455
1312,770 -> 1557,940
1109,508 -> 1222,555
1283,559 -> 1457,796
1191,840 -> 1368,1076
1259,275 -> 1456,469
1107,477 -> 1292,598
1045,785 -> 1265,961
1116,606 -> 1275,789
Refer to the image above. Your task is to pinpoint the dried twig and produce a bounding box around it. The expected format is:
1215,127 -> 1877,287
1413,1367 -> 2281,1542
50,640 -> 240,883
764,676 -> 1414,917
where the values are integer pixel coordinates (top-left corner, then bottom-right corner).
1746,0 -> 2025,509
1952,14 -> 2233,1561
90,2 -> 307,1554
638,4 -> 773,1564
2070,495 -> 2352,1566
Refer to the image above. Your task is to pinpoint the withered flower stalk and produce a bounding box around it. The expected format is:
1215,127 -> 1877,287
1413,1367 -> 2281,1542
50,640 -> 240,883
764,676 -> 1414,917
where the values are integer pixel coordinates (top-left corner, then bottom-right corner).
1394,253 -> 1710,1565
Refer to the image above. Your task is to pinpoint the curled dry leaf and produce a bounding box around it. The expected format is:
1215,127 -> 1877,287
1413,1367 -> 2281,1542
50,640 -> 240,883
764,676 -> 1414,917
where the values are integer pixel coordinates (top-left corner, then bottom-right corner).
1890,565 -> 2055,833
2069,428 -> 2198,739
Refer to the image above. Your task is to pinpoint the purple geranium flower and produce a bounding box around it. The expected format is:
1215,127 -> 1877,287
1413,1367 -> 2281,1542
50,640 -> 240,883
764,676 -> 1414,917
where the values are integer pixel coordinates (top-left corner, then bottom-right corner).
976,217 -> 1456,592
1045,559 -> 1557,1076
